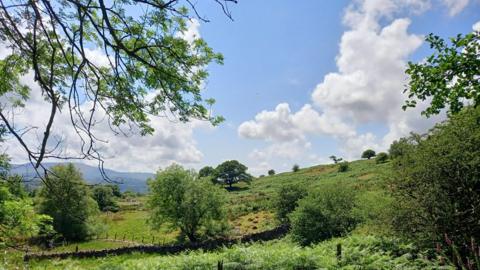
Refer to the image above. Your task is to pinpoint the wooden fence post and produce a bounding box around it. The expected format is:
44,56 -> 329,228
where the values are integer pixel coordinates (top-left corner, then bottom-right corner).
336,243 -> 342,261
114,233 -> 117,240
217,260 -> 223,270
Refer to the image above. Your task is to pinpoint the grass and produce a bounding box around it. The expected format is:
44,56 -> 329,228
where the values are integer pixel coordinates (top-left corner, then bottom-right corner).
26,235 -> 452,269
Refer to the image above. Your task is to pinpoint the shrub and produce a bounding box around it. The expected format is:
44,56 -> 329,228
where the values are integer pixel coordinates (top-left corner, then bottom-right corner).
92,185 -> 119,212
361,149 -> 376,159
391,106 -> 480,256
274,184 -> 307,224
338,161 -> 349,172
37,164 -> 99,241
199,166 -> 215,178
375,152 -> 389,164
290,185 -> 358,246
267,169 -> 275,176
292,164 -> 300,172
148,164 -> 228,242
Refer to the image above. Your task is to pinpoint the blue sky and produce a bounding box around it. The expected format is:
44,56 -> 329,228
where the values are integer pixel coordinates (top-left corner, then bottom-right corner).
3,0 -> 480,175
183,0 -> 480,175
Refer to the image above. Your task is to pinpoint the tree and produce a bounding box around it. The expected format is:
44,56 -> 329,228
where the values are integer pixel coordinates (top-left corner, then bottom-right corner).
338,161 -> 349,172
391,106 -> 480,254
292,164 -> 300,172
105,184 -> 122,198
199,166 -> 215,178
213,160 -> 252,189
92,185 -> 119,212
148,164 -> 227,242
0,0 -> 235,174
375,152 -> 389,164
404,32 -> 480,117
37,164 -> 99,241
290,185 -> 358,246
274,184 -> 307,224
267,169 -> 275,176
329,155 -> 343,164
0,155 -> 53,248
361,149 -> 376,159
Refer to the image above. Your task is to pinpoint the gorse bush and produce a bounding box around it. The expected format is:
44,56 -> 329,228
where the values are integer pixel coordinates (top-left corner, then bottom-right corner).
338,161 -> 349,172
391,106 -> 480,258
375,152 -> 389,164
289,185 -> 358,246
274,184 -> 307,224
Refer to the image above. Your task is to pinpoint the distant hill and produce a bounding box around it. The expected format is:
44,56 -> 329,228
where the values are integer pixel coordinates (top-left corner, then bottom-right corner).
10,162 -> 154,193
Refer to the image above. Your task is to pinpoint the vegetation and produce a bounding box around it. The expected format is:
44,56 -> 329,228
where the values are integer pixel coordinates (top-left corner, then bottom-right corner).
274,184 -> 307,224
361,149 -> 376,159
91,185 -> 120,212
148,165 -> 228,242
267,169 -> 275,176
404,31 -> 480,116
36,164 -> 99,241
338,161 -> 349,172
213,160 -> 252,189
199,166 -> 215,178
375,152 -> 389,164
292,164 -> 300,172
329,155 -> 343,164
290,185 -> 358,246
391,106 -> 480,256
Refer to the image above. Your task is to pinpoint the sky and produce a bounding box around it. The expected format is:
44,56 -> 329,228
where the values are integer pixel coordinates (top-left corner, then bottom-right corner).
2,0 -> 480,175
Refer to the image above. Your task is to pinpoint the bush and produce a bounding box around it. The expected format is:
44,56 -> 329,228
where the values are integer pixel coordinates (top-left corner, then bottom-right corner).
338,161 -> 349,172
361,149 -> 376,159
290,185 -> 358,246
391,106 -> 480,254
375,152 -> 389,164
148,164 -> 228,242
274,184 -> 307,224
292,164 -> 300,172
267,169 -> 275,176
92,185 -> 119,212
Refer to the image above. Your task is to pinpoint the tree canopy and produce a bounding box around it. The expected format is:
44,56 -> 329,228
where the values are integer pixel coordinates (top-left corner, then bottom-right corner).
404,31 -> 480,116
361,149 -> 376,159
213,160 -> 252,188
0,0 -> 235,176
148,164 -> 227,242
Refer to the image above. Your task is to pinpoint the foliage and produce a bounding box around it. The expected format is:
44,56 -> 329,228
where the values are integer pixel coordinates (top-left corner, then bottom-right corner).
391,106 -> 480,254
290,185 -> 359,246
213,160 -> 252,189
338,161 -> 349,172
388,136 -> 419,159
292,164 -> 300,172
199,166 -> 215,178
92,185 -> 120,212
404,32 -> 480,116
106,185 -> 122,198
267,169 -> 275,176
361,149 -> 376,159
0,0 -> 230,168
148,164 -> 228,242
329,155 -> 343,164
274,184 -> 307,224
375,152 -> 389,164
37,164 -> 99,241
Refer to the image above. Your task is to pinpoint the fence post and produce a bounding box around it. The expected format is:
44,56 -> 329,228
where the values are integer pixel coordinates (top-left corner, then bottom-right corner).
114,233 -> 117,240
336,243 -> 342,261
152,235 -> 155,244
123,234 -> 126,241
217,260 -> 223,270
141,236 -> 144,243
75,245 -> 78,253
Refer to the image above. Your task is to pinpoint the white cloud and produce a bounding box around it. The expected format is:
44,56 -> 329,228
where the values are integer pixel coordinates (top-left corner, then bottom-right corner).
239,0 -> 452,168
441,0 -> 469,16
177,19 -> 201,44
473,21 -> 480,32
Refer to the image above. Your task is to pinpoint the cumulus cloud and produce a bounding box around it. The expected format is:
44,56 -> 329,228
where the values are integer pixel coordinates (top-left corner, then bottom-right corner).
441,0 -> 469,16
473,21 -> 480,32
239,0 -> 453,168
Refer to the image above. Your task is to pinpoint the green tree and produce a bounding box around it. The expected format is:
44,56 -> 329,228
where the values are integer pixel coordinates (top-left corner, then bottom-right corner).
148,165 -> 227,242
105,184 -> 122,198
338,161 -> 349,172
92,185 -> 119,212
391,106 -> 480,251
290,185 -> 358,246
274,184 -> 307,224
267,169 -> 275,176
292,164 -> 300,172
329,155 -> 343,164
361,149 -> 376,159
0,0 -> 234,169
37,164 -> 99,241
199,166 -> 215,178
375,152 -> 389,164
404,32 -> 480,116
213,160 -> 252,189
